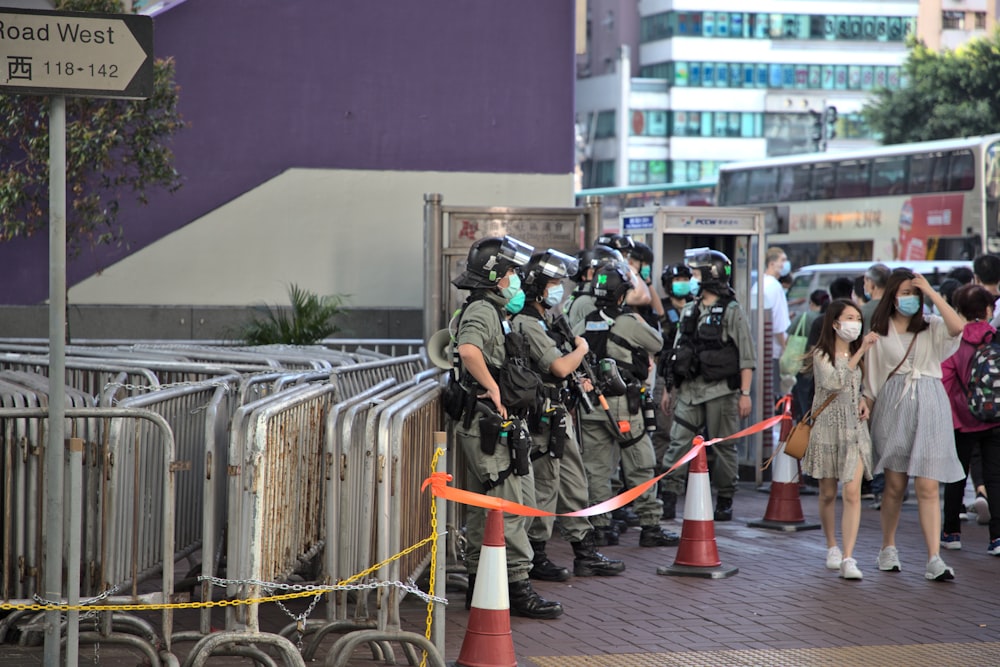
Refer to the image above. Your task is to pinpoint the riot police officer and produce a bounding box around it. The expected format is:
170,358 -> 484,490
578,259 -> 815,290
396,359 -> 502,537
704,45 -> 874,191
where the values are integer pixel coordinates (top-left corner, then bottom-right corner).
511,250 -> 627,580
661,248 -> 756,522
573,261 -> 679,547
654,263 -> 694,519
564,243 -> 624,330
450,235 -> 563,619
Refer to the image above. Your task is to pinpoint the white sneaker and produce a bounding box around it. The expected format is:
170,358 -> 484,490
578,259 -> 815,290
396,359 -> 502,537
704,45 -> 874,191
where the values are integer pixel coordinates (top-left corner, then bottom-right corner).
925,555 -> 955,581
839,557 -> 863,580
876,546 -> 901,572
973,495 -> 991,525
825,546 -> 843,570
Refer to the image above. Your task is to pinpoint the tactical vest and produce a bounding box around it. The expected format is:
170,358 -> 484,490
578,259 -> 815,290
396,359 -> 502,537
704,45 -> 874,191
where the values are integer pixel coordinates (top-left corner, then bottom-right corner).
582,307 -> 650,383
455,292 -> 542,414
673,296 -> 741,386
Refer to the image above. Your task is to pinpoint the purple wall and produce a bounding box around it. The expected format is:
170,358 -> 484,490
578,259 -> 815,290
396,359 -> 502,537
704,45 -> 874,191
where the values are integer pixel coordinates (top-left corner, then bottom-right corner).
0,0 -> 576,305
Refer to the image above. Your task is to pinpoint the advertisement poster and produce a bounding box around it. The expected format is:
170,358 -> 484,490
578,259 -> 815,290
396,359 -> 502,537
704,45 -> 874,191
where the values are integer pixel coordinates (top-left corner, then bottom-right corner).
897,194 -> 965,260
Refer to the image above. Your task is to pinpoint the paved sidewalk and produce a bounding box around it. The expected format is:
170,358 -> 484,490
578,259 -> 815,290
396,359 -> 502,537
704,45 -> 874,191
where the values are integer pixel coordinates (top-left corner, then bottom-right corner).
3,481 -> 999,666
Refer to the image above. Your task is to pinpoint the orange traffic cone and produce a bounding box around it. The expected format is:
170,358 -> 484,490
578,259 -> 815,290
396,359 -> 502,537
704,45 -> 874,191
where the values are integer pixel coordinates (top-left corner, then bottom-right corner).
456,508 -> 517,667
657,438 -> 738,579
748,416 -> 820,532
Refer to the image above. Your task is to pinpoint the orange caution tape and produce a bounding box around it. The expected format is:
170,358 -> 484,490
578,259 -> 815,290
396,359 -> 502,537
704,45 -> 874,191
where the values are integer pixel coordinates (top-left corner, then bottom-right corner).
422,412 -> 786,517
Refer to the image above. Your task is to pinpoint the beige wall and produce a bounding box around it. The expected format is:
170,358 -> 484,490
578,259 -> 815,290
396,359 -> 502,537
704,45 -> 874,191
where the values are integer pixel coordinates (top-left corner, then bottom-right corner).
69,169 -> 573,307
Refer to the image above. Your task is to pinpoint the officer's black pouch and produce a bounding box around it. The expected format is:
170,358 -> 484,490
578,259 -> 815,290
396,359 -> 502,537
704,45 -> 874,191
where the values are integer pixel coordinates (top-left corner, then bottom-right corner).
479,412 -> 502,455
442,376 -> 467,421
626,383 -> 642,415
547,407 -> 567,459
509,423 -> 532,476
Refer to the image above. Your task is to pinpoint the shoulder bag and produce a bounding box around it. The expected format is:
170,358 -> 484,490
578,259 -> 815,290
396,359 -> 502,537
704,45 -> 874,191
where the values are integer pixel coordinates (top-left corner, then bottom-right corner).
779,315 -> 809,376
784,392 -> 837,460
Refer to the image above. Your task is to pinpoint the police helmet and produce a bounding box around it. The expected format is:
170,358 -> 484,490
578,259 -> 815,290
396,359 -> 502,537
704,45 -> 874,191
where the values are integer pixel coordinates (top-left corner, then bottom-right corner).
628,241 -> 653,265
571,244 -> 623,283
596,233 -> 635,253
452,236 -> 534,289
684,247 -> 732,293
592,261 -> 633,305
661,262 -> 693,291
522,249 -> 579,300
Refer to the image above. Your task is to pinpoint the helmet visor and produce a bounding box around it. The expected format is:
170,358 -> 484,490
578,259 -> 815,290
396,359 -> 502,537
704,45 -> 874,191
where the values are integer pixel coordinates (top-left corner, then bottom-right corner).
539,248 -> 579,280
500,236 -> 534,268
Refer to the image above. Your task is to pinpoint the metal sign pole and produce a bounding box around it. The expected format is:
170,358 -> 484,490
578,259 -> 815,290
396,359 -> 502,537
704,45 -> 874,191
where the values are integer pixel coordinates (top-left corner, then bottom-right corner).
43,94 -> 67,667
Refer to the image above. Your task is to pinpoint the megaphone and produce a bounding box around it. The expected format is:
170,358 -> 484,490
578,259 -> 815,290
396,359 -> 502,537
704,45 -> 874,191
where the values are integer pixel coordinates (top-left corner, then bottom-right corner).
427,328 -> 453,370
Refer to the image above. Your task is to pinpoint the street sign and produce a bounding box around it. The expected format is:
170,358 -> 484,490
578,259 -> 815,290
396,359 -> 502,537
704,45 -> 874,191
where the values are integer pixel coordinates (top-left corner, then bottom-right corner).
0,7 -> 152,99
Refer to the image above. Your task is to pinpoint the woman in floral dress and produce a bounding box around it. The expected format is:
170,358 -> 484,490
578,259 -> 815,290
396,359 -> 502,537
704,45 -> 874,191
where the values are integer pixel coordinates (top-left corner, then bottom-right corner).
802,299 -> 878,580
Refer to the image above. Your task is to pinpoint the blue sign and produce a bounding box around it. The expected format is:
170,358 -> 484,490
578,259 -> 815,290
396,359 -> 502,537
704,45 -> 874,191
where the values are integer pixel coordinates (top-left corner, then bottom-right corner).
623,215 -> 654,231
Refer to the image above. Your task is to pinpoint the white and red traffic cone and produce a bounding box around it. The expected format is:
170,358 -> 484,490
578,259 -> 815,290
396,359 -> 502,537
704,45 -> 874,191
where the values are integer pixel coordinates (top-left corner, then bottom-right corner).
749,415 -> 820,532
455,508 -> 517,667
657,437 -> 738,579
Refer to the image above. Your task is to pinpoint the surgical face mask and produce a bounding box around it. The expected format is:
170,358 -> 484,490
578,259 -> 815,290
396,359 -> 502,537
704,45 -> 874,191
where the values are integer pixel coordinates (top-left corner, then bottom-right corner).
500,272 -> 521,300
689,277 -> 700,296
781,260 -> 791,276
543,283 -> 565,308
505,290 -> 526,314
896,295 -> 921,317
835,320 -> 862,342
671,280 -> 691,298
640,266 -> 651,281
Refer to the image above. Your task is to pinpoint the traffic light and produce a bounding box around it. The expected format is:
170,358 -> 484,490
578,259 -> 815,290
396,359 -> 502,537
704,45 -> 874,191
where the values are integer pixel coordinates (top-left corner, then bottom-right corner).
824,106 -> 838,141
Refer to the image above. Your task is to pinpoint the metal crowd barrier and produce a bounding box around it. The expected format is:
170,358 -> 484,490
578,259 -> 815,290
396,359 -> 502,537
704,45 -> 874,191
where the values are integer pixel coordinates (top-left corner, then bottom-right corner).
0,340 -> 447,665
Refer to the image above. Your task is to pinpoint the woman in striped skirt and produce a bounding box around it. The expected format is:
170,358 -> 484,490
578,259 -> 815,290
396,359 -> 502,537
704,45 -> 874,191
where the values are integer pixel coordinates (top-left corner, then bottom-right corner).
863,269 -> 965,581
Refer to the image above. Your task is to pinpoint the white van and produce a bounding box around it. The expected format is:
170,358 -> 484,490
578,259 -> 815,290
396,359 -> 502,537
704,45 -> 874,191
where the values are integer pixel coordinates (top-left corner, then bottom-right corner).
786,260 -> 972,323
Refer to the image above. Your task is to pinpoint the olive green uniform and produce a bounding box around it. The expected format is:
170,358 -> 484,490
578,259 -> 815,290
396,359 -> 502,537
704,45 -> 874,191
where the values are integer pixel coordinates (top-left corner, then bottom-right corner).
512,310 -> 593,543
453,292 -> 533,582
662,297 -> 756,499
574,311 -> 663,527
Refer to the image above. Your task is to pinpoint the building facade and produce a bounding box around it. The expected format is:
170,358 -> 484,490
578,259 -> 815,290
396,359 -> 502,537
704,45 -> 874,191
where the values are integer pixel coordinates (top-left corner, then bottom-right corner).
576,0 -> 923,190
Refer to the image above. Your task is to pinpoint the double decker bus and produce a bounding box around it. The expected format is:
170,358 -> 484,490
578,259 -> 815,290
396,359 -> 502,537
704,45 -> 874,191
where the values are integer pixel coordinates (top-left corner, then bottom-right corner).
715,135 -> 1000,267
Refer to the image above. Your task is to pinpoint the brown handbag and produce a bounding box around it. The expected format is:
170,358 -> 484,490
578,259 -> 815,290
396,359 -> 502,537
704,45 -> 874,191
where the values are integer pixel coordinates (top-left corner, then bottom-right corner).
784,393 -> 837,460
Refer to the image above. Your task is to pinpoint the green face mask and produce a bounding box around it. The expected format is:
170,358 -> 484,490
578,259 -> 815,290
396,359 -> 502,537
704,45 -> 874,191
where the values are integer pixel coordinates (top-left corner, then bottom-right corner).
505,289 -> 526,314
640,265 -> 651,281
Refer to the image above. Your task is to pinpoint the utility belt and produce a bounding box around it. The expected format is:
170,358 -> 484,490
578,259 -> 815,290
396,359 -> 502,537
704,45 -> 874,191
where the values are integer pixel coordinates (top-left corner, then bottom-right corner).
537,382 -> 571,406
478,412 -> 533,491
528,403 -> 568,461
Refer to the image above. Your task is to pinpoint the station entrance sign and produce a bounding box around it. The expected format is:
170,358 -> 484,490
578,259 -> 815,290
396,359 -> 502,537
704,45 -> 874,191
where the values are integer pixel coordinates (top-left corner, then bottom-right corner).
0,7 -> 153,99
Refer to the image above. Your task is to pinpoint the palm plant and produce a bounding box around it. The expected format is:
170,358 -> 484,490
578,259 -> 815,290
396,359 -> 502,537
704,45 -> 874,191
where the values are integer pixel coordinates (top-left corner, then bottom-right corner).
238,284 -> 346,345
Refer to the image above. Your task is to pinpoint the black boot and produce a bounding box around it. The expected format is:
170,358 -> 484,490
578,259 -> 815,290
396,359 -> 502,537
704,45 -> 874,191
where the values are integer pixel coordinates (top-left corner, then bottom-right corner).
572,530 -> 626,576
612,506 -> 641,527
508,579 -> 563,619
528,541 -> 570,582
660,491 -> 678,521
464,573 -> 476,611
611,518 -> 629,534
592,525 -> 619,547
639,525 -> 679,547
714,496 -> 733,522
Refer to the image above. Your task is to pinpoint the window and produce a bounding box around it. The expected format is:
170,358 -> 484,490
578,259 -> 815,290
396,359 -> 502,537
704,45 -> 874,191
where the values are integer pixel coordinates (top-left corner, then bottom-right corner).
629,160 -> 648,185
594,111 -> 616,138
835,160 -> 871,198
583,160 -> 616,188
871,156 -> 907,195
907,153 -> 934,193
942,11 -> 964,30
948,150 -> 975,191
747,168 -> 778,203
719,170 -> 749,205
810,162 -> 836,199
975,12 -> 987,29
783,164 -> 812,200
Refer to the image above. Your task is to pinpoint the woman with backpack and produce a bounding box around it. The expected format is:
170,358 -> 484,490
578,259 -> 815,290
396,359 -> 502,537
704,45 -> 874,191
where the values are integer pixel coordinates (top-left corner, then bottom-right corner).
939,283 -> 1000,557
863,269 -> 965,581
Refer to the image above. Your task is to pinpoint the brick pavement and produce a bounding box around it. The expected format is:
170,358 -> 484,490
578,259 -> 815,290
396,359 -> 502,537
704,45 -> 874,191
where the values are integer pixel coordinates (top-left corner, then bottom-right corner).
3,480 -> 999,666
